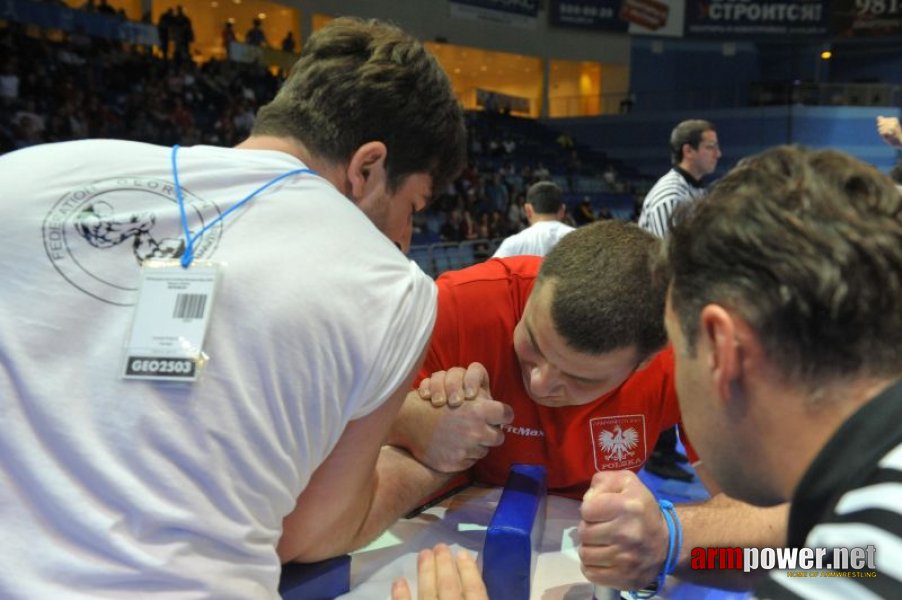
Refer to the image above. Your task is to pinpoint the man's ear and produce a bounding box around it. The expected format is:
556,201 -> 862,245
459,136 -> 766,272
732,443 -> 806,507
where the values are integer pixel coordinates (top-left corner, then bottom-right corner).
699,304 -> 740,404
524,203 -> 535,221
346,141 -> 388,203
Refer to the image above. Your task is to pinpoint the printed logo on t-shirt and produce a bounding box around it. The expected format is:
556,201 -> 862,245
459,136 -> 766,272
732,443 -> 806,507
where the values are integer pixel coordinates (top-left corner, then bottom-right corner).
590,414 -> 647,471
42,177 -> 222,306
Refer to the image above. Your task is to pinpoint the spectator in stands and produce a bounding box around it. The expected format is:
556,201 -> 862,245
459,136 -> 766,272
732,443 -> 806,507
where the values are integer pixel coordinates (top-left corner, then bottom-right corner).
660,145 -> 902,597
638,118 -> 721,482
439,209 -> 464,242
96,0 -> 115,16
0,58 -> 19,106
484,172 -> 509,213
533,161 -> 550,180
281,31 -> 296,53
171,6 -> 194,65
245,17 -> 268,47
572,195 -> 595,226
493,181 -> 574,258
0,17 -> 466,597
157,8 -> 175,59
389,220 -> 787,593
876,114 -> 902,148
221,20 -> 236,55
506,191 -> 527,232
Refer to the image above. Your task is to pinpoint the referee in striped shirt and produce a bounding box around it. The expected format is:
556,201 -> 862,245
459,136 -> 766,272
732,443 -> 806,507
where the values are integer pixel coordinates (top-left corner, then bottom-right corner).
638,119 -> 721,238
640,119 -> 721,482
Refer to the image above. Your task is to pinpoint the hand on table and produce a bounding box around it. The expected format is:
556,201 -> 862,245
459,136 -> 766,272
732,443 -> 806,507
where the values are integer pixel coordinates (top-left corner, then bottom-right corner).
578,470 -> 669,591
391,544 -> 488,600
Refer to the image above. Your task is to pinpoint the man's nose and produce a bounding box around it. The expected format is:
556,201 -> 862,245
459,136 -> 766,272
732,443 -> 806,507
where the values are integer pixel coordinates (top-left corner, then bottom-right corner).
529,362 -> 561,397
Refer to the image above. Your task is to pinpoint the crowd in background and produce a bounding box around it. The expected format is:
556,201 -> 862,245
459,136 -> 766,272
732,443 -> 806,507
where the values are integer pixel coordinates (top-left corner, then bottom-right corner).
0,20 -> 632,247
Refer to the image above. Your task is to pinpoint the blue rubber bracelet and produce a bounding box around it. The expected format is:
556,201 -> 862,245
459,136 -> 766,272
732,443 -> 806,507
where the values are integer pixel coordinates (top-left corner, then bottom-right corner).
627,499 -> 682,600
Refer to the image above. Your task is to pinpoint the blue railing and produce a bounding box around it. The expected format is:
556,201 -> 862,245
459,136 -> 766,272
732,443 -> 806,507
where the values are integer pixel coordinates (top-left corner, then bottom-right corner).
409,239 -> 504,278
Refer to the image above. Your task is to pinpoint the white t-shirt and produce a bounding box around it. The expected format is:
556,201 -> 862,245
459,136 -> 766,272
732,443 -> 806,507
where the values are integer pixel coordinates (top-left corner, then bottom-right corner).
492,220 -> 575,258
0,140 -> 436,598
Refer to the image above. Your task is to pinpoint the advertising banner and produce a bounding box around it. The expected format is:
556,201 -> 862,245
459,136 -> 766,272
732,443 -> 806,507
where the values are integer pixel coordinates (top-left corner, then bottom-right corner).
450,0 -> 540,28
549,0 -> 685,37
684,0 -> 832,38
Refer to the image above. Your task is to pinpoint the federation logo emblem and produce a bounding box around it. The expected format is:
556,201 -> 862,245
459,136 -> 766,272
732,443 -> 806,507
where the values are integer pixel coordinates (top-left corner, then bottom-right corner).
590,414 -> 647,471
42,177 -> 222,306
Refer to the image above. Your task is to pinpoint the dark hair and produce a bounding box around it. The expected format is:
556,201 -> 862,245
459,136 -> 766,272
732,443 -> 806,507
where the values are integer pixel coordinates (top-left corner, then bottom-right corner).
526,181 -> 564,214
252,17 -> 466,193
538,220 -> 666,358
662,145 -> 902,386
670,119 -> 715,165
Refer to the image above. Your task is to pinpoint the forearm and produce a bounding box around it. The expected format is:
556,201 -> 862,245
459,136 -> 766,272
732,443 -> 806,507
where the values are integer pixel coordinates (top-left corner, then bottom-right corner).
386,391 -> 425,451
671,494 -> 789,589
344,445 -> 454,551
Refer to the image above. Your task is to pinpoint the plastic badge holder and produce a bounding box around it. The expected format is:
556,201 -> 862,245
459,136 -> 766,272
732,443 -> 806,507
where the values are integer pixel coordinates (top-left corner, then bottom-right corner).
279,554 -> 350,600
482,464 -> 548,600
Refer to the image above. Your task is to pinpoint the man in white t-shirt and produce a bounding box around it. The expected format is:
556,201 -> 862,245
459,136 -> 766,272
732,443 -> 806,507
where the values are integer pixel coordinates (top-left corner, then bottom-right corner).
493,181 -> 574,258
0,17 -> 465,599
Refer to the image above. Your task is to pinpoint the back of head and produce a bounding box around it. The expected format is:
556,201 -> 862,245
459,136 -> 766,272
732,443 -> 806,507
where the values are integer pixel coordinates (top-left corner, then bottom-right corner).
526,181 -> 564,214
670,119 -> 714,165
538,220 -> 666,358
664,145 -> 902,387
253,17 -> 466,192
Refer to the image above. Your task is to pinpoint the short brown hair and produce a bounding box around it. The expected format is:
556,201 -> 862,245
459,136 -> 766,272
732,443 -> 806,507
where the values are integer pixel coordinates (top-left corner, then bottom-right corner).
526,181 -> 564,214
670,119 -> 715,165
538,220 -> 666,358
662,145 -> 902,386
253,17 -> 466,193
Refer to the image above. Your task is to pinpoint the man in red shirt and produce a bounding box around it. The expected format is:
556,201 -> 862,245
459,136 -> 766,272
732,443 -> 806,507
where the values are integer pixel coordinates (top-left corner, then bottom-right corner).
395,221 -> 681,499
389,220 -> 786,592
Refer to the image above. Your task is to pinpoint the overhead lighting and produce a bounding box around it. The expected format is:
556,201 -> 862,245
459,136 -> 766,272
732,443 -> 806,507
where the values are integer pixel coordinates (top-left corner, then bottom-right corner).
820,50 -> 832,60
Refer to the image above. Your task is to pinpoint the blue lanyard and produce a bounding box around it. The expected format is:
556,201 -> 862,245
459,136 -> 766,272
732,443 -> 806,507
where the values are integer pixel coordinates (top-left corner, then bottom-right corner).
170,144 -> 317,268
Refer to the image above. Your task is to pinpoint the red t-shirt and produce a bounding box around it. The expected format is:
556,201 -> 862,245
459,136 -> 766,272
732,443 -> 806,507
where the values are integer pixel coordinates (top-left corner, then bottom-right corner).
420,256 -> 691,499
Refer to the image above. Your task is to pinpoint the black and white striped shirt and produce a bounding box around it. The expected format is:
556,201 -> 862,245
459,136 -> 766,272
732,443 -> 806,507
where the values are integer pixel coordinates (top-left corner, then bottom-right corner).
754,380 -> 902,599
637,167 -> 706,238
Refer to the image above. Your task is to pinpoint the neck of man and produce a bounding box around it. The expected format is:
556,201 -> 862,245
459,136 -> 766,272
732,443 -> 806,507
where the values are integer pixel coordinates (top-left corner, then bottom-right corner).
235,135 -> 350,195
529,213 -> 560,225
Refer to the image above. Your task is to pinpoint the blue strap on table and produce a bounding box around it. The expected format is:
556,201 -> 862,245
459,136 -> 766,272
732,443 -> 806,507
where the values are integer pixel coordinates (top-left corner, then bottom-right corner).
279,554 -> 351,600
482,464 -> 548,600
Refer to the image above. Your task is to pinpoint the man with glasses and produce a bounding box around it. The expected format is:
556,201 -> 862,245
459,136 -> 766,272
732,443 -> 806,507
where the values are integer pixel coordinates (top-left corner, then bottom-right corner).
638,119 -> 721,238
638,118 -> 721,482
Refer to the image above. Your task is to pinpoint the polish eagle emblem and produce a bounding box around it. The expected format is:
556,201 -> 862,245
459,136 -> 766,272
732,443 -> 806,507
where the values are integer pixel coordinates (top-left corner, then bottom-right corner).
598,425 -> 640,461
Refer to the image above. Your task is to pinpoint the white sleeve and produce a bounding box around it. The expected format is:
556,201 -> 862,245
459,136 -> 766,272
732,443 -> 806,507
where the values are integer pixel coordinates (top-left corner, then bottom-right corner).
349,262 -> 437,419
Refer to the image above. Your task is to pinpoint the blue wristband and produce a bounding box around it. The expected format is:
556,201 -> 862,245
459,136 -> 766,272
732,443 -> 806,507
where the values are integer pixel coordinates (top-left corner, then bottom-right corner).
627,499 -> 682,600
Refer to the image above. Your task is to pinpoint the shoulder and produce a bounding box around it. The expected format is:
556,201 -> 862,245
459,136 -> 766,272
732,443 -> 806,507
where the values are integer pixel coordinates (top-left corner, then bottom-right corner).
438,256 -> 539,296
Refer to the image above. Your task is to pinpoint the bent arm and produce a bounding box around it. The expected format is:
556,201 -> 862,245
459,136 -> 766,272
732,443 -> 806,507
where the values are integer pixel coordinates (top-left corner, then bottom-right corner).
278,352 -> 451,563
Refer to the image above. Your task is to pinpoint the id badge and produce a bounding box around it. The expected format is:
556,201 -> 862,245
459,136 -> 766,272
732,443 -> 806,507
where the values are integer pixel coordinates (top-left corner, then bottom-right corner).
122,259 -> 221,381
